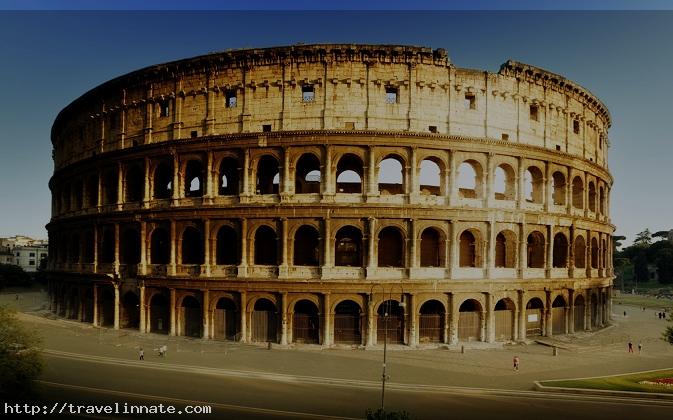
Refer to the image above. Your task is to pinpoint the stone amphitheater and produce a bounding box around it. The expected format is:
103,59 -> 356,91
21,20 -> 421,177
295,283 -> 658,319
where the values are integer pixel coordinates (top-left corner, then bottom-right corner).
46,44 -> 614,347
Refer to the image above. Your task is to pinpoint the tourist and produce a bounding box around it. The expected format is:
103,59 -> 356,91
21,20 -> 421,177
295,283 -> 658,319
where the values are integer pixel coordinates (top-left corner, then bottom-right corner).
513,355 -> 520,371
638,342 -> 642,353
623,310 -> 627,317
139,347 -> 144,360
628,340 -> 633,353
160,345 -> 167,357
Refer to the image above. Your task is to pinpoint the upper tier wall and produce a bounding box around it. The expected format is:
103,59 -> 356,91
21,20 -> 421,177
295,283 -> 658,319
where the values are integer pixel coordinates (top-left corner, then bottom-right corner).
51,44 -> 611,171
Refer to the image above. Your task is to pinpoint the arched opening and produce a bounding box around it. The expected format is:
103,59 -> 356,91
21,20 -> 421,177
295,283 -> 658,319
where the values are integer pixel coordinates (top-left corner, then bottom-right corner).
292,300 -> 320,344
334,226 -> 362,267
527,231 -> 545,268
459,230 -> 480,267
86,174 -> 98,207
419,159 -> 441,195
74,179 -> 84,209
150,228 -> 170,264
67,288 -> 79,319
378,226 -> 404,267
495,231 -> 516,268
419,300 -> 444,343
334,300 -> 361,345
591,237 -> 599,269
295,153 -> 321,194
494,164 -> 515,200
377,300 -> 404,344
588,182 -> 596,212
552,172 -> 566,206
99,227 -> 115,264
121,291 -> 140,329
181,226 -> 203,265
591,293 -> 599,328
572,176 -> 584,209
120,228 -> 140,265
125,163 -> 144,203
102,168 -> 118,205
574,295 -> 585,331
184,160 -> 204,197
524,166 -> 544,203
251,298 -> 277,342
256,155 -> 279,195
420,228 -> 444,267
457,160 -> 482,199
181,295 -> 202,338
153,161 -> 173,199
218,157 -> 239,196
293,225 -> 320,266
254,226 -> 277,265
68,233 -> 80,263
336,154 -> 364,194
216,225 -> 239,265
214,297 -> 238,340
553,233 -> 568,268
82,231 -> 95,263
83,288 -> 94,323
551,295 -> 566,335
599,186 -> 605,215
494,298 -> 515,341
378,156 -> 404,195
149,293 -> 169,334
458,299 -> 482,342
574,236 -> 586,268
99,287 -> 115,327
525,297 -> 544,337
601,238 -> 607,269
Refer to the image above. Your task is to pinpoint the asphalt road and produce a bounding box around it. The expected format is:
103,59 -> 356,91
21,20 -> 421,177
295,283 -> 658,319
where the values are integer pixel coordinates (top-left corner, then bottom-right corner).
29,352 -> 673,420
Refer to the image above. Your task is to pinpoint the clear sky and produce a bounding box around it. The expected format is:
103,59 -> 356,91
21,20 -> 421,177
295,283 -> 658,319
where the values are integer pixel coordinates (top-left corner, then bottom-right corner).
0,7 -> 671,246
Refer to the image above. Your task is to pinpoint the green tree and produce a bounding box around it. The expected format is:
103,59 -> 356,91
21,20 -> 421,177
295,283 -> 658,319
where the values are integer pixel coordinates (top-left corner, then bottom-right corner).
0,306 -> 43,399
633,251 -> 649,283
612,235 -> 626,249
634,229 -> 652,247
652,230 -> 670,241
0,264 -> 31,289
655,248 -> 673,284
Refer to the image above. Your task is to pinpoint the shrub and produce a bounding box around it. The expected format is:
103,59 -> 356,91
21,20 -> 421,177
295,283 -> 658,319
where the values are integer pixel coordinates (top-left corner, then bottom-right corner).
0,306 -> 43,399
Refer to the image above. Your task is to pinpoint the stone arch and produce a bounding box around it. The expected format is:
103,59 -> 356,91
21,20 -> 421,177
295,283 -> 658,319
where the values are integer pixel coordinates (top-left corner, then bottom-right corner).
254,225 -> 277,265
377,300 -> 405,345
335,153 -> 364,194
82,230 -> 95,263
124,162 -> 144,203
527,231 -> 546,268
551,295 -> 567,335
494,298 -> 516,341
419,158 -> 441,195
293,225 -> 320,266
251,297 -> 278,342
99,226 -> 115,264
494,164 -> 516,201
588,181 -> 597,212
295,153 -> 321,194
572,176 -> 584,209
378,155 -> 405,195
591,237 -> 599,269
180,295 -> 202,338
120,226 -> 141,265
553,233 -> 569,268
420,227 -> 445,267
378,226 -> 405,268
152,160 -> 173,199
181,226 -> 204,264
524,165 -> 544,203
574,294 -> 585,331
334,225 -> 363,267
458,299 -> 483,342
459,229 -> 483,267
99,286 -> 115,327
216,225 -> 239,265
457,159 -> 483,199
121,290 -> 140,329
218,156 -> 240,195
292,299 -> 320,344
601,237 -> 607,269
574,235 -> 586,268
552,171 -> 566,205
102,167 -> 118,205
495,230 -> 517,268
333,299 -> 362,345
184,159 -> 204,197
213,296 -> 239,340
149,292 -> 169,334
419,300 -> 445,343
150,227 -> 170,265
525,297 -> 544,337
256,155 -> 280,195
599,185 -> 605,215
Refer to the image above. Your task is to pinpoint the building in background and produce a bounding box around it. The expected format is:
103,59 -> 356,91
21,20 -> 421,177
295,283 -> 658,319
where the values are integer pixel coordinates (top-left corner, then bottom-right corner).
0,235 -> 49,272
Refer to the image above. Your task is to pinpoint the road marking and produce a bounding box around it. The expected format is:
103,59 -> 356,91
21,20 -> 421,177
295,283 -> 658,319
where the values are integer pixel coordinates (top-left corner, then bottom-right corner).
42,349 -> 673,406
36,380 -> 360,419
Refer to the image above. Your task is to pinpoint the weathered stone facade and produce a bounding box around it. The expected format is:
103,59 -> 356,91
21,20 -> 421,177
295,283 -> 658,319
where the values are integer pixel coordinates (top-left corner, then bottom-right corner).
47,44 -> 614,347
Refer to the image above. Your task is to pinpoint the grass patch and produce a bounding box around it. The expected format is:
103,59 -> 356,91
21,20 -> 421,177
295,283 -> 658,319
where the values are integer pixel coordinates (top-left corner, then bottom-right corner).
541,369 -> 673,393
615,295 -> 673,311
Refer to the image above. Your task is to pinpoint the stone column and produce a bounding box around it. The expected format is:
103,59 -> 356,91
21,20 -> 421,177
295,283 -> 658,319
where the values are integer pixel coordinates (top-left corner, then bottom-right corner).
113,283 -> 120,330
518,222 -> 526,277
408,293 -> 417,346
480,310 -> 487,342
448,294 -> 459,345
447,220 -> 455,278
486,292 -> 495,343
203,219 -> 211,276
485,219 -> 495,279
139,285 -> 146,333
584,289 -> 591,331
113,222 -> 120,275
447,150 -> 457,206
409,147 -> 418,199
366,146 -> 378,198
409,218 -> 418,270
546,224 -> 553,278
140,221 -> 147,276
241,150 -> 250,199
239,290 -> 247,343
518,290 -> 527,341
205,150 -> 214,201
93,224 -> 99,273
169,288 -> 177,336
169,220 -> 177,276
517,157 -> 525,209
280,292 -> 288,345
568,288 -> 575,334
202,289 -> 210,339
238,218 -> 248,277
171,153 -> 180,203
484,152 -> 494,208
443,300 -> 450,344
116,161 -> 124,209
322,145 -> 334,197
322,217 -> 332,277
97,169 -> 103,207
366,295 -> 374,347
544,290 -> 552,337
278,217 -> 289,278
92,284 -> 99,326
281,148 -> 291,198
143,157 -> 151,208
544,162 -> 552,212
322,293 -> 331,347
366,217 -> 377,274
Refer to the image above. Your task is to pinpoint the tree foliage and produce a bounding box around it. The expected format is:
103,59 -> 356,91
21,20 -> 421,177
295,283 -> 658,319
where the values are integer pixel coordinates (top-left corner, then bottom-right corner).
633,251 -> 650,283
0,306 -> 43,399
652,230 -> 670,241
0,264 -> 31,290
655,249 -> 673,284
633,229 -> 652,247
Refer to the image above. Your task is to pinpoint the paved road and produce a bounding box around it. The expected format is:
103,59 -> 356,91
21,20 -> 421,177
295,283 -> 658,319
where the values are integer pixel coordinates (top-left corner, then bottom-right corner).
33,351 -> 673,420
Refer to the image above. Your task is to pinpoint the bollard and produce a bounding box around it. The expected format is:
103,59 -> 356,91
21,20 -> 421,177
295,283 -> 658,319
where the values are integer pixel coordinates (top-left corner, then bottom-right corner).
461,345 -> 465,354
553,346 -> 558,356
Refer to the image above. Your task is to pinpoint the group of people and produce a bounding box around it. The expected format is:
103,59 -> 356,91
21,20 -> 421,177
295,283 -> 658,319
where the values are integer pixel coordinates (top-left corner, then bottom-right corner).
627,339 -> 643,354
138,345 -> 168,360
657,311 -> 668,320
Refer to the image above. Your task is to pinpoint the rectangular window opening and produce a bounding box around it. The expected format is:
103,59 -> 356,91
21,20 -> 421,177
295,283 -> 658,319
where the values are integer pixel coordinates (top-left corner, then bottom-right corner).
556,145 -> 561,151
190,130 -> 198,138
385,87 -> 398,104
302,85 -> 315,102
429,125 -> 438,133
501,133 -> 509,141
225,90 -> 237,108
573,119 -> 580,134
159,101 -> 170,117
262,124 -> 272,133
345,122 -> 355,130
529,105 -> 539,121
464,94 -> 476,110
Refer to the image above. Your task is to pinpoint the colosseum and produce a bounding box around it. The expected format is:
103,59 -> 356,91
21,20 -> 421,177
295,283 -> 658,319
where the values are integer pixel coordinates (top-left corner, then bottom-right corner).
46,44 -> 614,347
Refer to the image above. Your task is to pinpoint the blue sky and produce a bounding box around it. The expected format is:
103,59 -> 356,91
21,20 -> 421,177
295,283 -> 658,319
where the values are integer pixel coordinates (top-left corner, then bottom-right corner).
0,9 -> 671,246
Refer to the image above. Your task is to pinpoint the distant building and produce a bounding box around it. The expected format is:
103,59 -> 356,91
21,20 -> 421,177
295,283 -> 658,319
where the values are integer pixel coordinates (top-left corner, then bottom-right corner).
0,235 -> 48,272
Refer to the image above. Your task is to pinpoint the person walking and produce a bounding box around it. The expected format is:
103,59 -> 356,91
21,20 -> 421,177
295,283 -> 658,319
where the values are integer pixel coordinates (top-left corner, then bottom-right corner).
139,347 -> 144,360
623,310 -> 627,317
628,340 -> 633,353
638,342 -> 642,354
513,355 -> 520,371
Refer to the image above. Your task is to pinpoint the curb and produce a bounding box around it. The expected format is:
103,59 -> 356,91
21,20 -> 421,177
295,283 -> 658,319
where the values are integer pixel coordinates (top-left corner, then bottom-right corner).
534,379 -> 673,401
